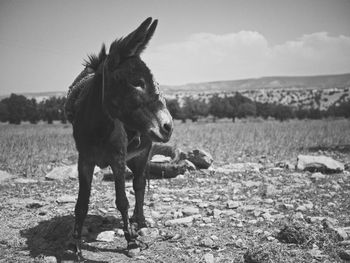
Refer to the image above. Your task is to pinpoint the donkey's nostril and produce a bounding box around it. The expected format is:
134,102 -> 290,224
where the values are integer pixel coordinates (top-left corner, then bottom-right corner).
162,123 -> 172,134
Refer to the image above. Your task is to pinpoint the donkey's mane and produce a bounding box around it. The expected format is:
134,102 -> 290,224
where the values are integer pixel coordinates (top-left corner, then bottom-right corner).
83,44 -> 107,71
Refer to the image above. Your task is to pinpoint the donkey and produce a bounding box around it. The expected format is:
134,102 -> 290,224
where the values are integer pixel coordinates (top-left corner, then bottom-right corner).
65,17 -> 173,256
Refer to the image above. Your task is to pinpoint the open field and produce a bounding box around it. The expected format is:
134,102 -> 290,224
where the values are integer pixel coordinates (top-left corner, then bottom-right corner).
0,119 -> 350,262
1,119 -> 350,177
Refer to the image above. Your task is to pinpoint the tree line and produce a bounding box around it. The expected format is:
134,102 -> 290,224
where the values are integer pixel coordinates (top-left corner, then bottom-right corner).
167,92 -> 350,122
0,92 -> 349,124
0,94 -> 67,124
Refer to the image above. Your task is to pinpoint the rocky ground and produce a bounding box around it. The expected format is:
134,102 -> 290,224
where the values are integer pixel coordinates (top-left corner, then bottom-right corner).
0,154 -> 350,263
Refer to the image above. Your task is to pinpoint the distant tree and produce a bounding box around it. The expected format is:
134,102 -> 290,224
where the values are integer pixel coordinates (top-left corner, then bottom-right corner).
182,97 -> 210,122
25,98 -> 40,124
166,99 -> 182,120
256,102 -> 273,119
2,94 -> 28,124
308,108 -> 322,119
327,101 -> 350,118
237,102 -> 256,118
209,95 -> 233,120
39,96 -> 67,124
0,101 -> 9,122
271,104 -> 294,121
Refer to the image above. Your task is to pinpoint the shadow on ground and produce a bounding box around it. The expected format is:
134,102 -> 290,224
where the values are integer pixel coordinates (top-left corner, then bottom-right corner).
20,214 -> 127,262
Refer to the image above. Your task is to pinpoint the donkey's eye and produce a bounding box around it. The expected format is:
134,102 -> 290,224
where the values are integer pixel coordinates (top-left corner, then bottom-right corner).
131,78 -> 146,93
137,79 -> 146,89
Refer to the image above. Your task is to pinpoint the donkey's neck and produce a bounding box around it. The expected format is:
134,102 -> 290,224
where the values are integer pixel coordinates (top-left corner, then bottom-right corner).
74,73 -> 113,141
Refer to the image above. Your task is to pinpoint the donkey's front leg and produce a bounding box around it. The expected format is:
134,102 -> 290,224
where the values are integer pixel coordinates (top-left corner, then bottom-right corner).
128,147 -> 151,229
72,156 -> 94,259
110,158 -> 138,250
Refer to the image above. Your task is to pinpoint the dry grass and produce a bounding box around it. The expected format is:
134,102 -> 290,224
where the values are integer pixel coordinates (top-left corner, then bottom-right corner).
169,118 -> 350,163
1,118 -> 350,177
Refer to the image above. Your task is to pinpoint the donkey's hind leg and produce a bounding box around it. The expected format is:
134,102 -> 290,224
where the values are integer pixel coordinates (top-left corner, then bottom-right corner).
71,156 -> 94,259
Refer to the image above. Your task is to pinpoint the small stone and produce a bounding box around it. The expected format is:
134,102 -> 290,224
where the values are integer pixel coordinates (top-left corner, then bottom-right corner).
163,197 -> 173,202
296,205 -> 307,212
234,238 -> 245,247
150,193 -> 160,201
264,198 -> 274,204
43,256 -> 57,263
212,208 -> 222,218
304,202 -> 314,210
0,170 -> 13,184
311,172 -> 326,181
210,235 -> 219,240
165,216 -> 193,226
116,229 -> 124,237
96,230 -> 115,242
200,237 -> 215,247
171,233 -> 182,241
226,200 -> 240,209
283,203 -> 294,210
146,217 -> 156,227
203,253 -> 215,263
202,217 -> 212,223
128,247 -> 141,257
182,206 -> 200,216
138,228 -> 148,236
294,212 -> 304,220
56,195 -> 76,204
151,210 -> 162,219
198,202 -> 209,208
262,212 -> 273,221
264,184 -> 280,197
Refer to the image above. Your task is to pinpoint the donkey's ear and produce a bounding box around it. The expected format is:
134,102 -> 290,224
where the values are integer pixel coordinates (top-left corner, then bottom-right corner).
121,17 -> 158,57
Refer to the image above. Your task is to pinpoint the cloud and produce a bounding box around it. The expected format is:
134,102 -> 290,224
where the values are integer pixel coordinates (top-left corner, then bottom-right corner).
143,31 -> 350,85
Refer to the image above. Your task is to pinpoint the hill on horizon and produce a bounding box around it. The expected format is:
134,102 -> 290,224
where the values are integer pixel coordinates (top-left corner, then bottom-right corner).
162,72 -> 350,95
1,72 -> 350,100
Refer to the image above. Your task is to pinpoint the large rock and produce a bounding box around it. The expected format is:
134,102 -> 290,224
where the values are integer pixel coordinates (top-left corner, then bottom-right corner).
45,165 -> 78,181
187,149 -> 213,169
0,170 -> 13,184
150,155 -> 172,163
96,230 -> 115,242
297,155 -> 344,173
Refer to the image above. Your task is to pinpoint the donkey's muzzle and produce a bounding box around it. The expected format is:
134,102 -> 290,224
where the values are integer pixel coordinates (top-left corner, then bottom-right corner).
149,108 -> 173,143
160,120 -> 173,140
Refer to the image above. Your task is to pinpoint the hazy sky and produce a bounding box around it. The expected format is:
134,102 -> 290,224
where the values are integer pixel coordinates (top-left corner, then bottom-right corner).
0,0 -> 350,95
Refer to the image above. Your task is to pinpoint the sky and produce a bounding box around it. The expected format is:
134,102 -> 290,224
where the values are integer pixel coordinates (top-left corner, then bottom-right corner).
0,0 -> 350,95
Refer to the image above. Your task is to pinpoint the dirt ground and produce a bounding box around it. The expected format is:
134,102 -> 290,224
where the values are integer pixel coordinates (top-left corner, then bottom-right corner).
1,154 -> 350,263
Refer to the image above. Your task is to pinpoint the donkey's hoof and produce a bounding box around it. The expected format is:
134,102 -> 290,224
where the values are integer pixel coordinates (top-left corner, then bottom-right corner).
130,217 -> 147,229
66,238 -> 85,261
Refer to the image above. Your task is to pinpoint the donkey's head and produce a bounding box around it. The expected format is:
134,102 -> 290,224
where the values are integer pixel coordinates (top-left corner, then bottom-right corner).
101,18 -> 173,143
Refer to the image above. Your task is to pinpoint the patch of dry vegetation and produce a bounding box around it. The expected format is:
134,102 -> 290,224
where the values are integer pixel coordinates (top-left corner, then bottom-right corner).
1,119 -> 350,177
